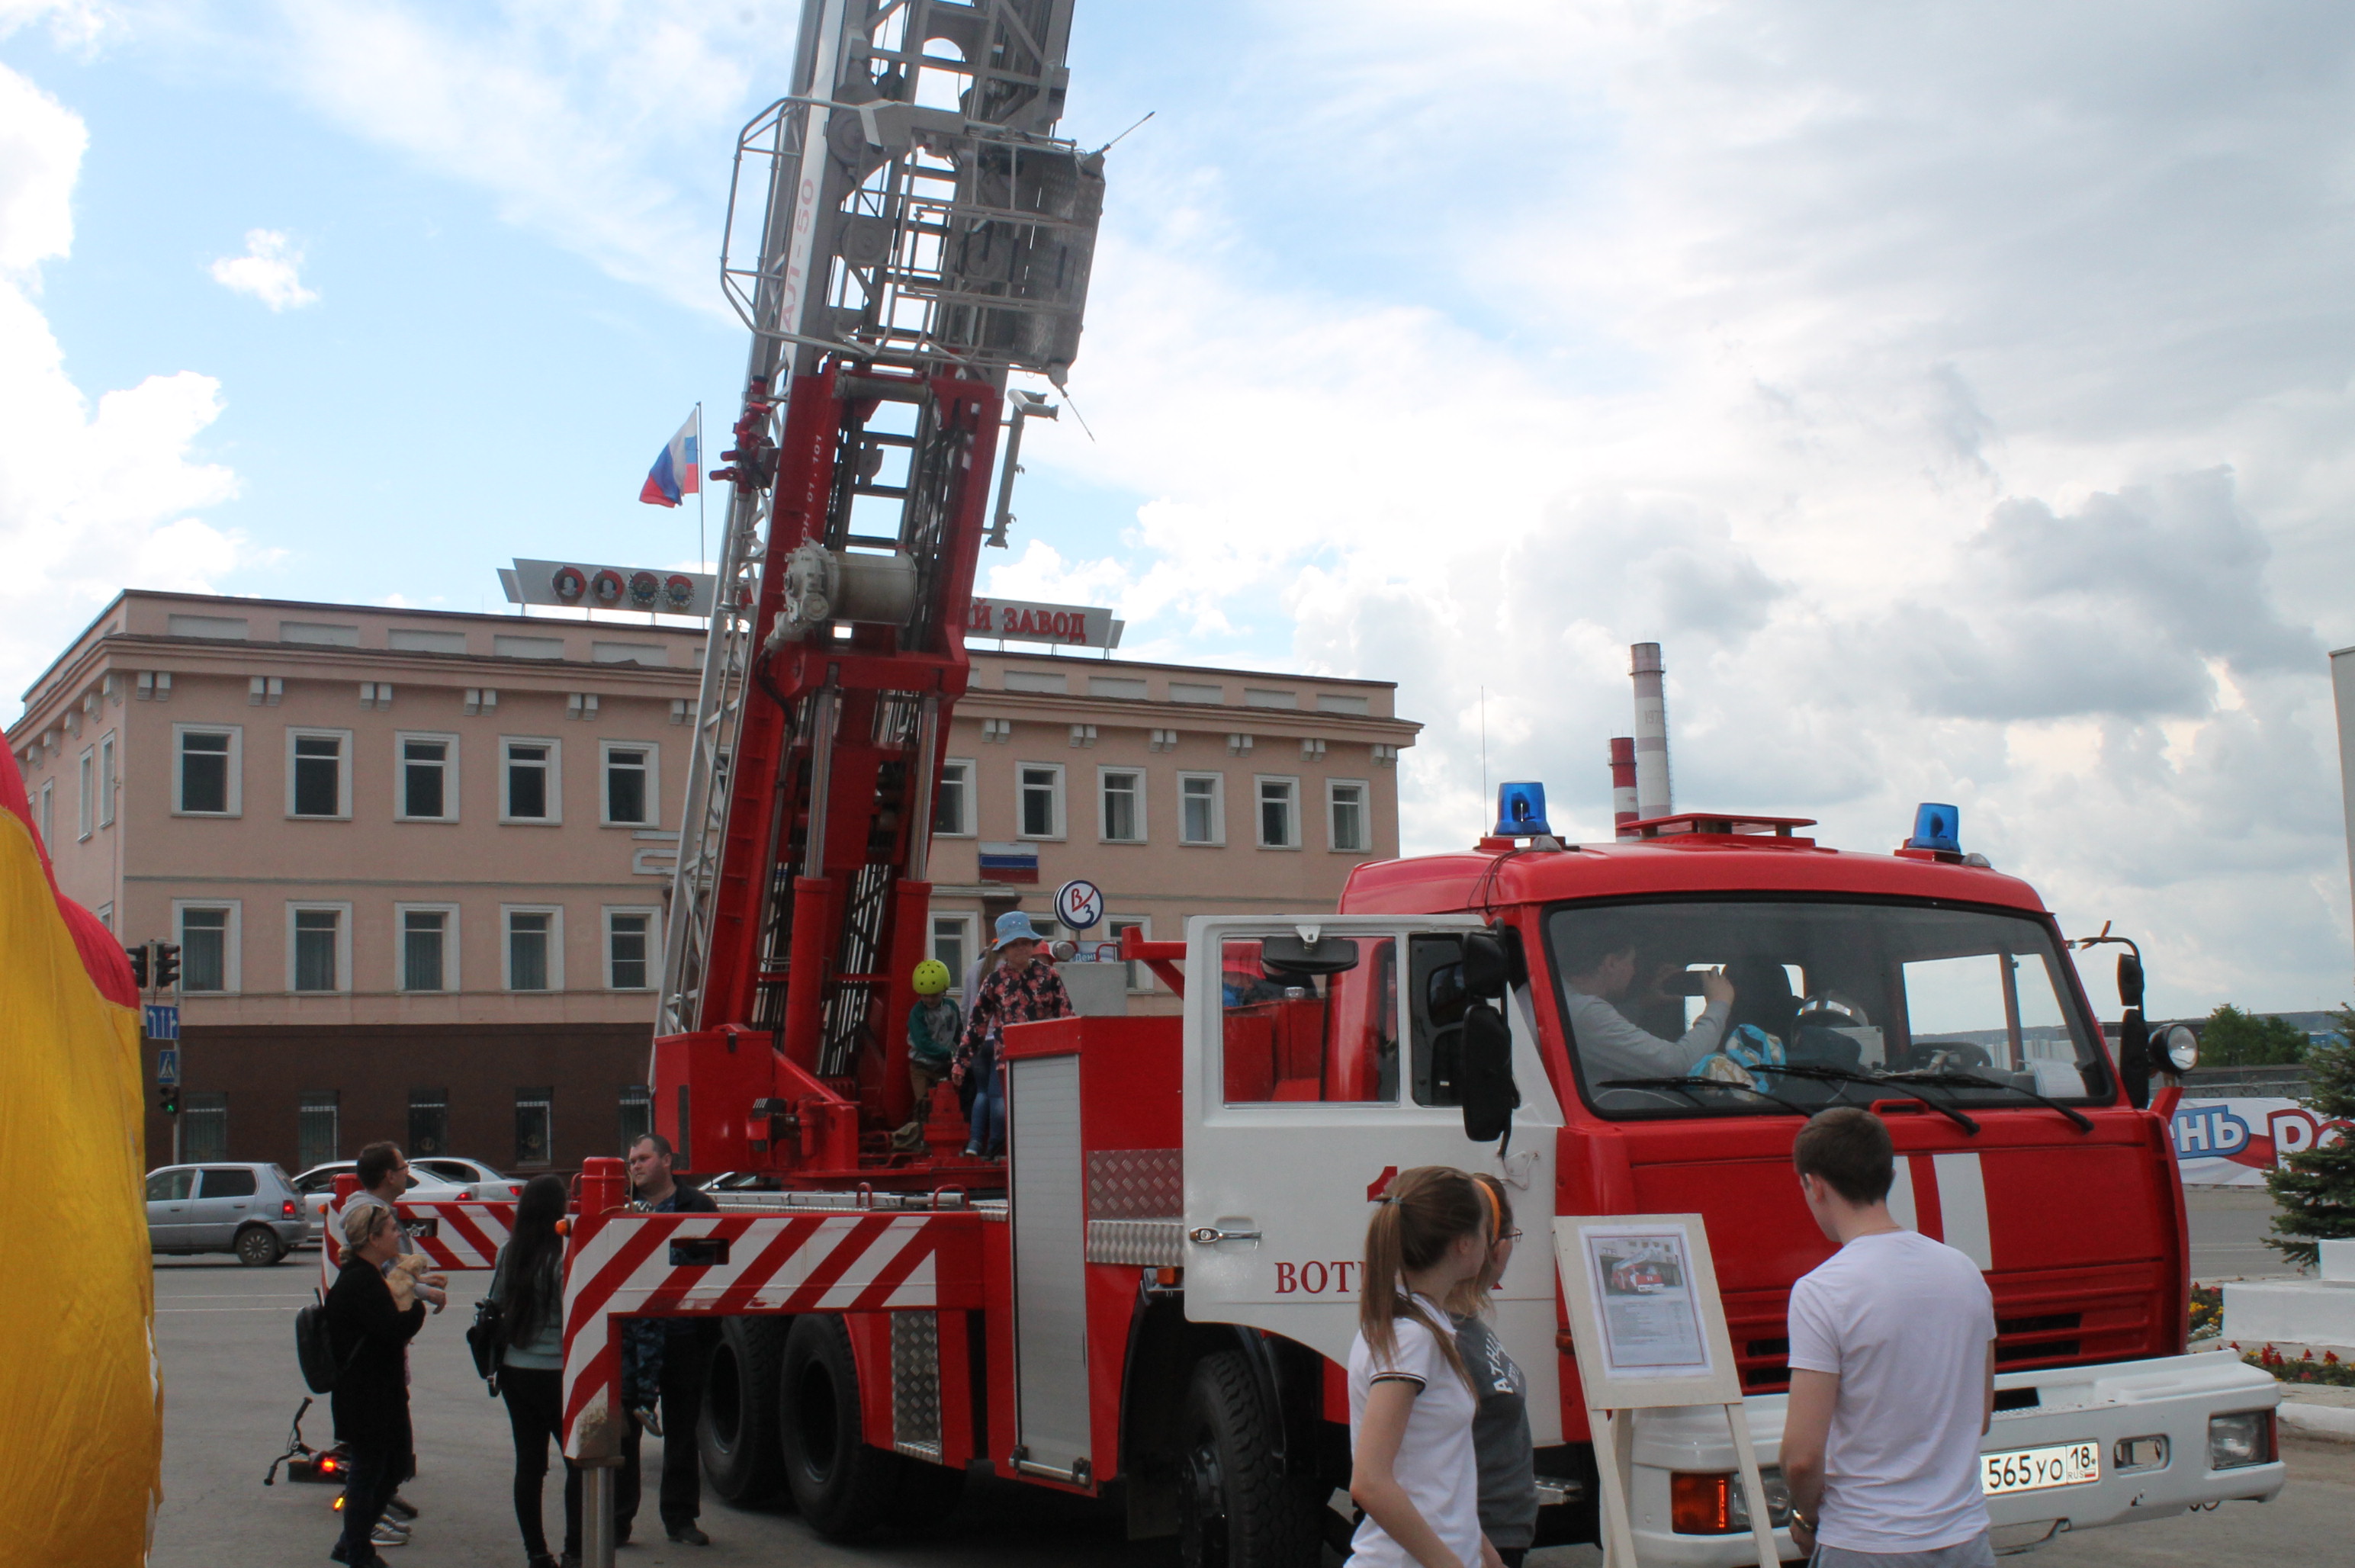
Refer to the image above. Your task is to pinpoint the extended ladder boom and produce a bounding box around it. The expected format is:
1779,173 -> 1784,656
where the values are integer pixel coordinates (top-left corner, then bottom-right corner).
657,0 -> 1103,1181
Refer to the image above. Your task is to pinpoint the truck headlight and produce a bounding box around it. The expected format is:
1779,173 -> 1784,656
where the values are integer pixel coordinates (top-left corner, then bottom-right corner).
2207,1411 -> 2273,1470
1669,1469 -> 1791,1534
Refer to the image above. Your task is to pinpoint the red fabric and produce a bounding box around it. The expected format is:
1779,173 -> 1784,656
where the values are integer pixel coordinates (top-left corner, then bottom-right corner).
0,741 -> 136,1007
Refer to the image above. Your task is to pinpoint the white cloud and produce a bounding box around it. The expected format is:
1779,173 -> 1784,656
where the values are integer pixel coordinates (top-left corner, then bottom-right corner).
207,227 -> 317,310
0,56 -> 246,718
994,4 -> 2355,1014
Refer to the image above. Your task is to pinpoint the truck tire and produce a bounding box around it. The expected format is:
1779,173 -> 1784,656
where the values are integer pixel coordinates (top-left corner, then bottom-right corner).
1176,1350 -> 1319,1568
779,1313 -> 902,1537
699,1316 -> 786,1504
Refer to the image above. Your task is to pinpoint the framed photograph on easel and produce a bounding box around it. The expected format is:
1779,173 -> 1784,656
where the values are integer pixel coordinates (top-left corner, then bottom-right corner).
1553,1213 -> 1778,1568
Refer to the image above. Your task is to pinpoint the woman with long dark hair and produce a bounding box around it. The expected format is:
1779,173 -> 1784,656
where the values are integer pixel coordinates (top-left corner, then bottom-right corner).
488,1174 -> 580,1568
1348,1166 -> 1502,1568
1445,1174 -> 1538,1567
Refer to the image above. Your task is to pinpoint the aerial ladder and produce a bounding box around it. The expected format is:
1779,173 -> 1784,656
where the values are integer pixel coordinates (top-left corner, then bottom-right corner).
655,0 -> 1103,1186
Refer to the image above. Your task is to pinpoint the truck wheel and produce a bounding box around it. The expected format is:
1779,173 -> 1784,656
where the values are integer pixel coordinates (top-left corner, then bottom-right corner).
1177,1351 -> 1319,1568
699,1317 -> 786,1504
234,1226 -> 282,1268
779,1313 -> 902,1537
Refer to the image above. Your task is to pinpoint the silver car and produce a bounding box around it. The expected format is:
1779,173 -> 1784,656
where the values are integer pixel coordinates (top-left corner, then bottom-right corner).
146,1163 -> 307,1267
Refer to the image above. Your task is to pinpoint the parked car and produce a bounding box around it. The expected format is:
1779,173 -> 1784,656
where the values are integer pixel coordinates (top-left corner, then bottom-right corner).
290,1160 -> 477,1242
146,1163 -> 307,1267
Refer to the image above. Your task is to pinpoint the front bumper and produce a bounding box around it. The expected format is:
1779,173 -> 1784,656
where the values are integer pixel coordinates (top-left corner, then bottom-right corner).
1619,1351 -> 2286,1566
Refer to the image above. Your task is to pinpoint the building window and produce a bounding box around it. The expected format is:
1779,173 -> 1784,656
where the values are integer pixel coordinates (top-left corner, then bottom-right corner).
177,904 -> 236,993
1329,779 -> 1369,852
98,733 -> 115,827
933,758 -> 974,837
1100,768 -> 1144,843
408,1088 -> 449,1158
1255,776 -> 1300,849
1178,773 -> 1224,846
175,727 -> 239,815
515,1087 -> 554,1168
930,914 -> 975,987
297,1090 -> 339,1170
606,908 -> 656,990
602,743 -> 655,826
76,748 -> 93,840
37,781 -> 52,850
505,907 -> 561,991
291,905 -> 346,992
502,738 -> 559,822
288,730 -> 349,819
1107,916 -> 1154,993
1017,763 -> 1065,839
619,1084 -> 653,1152
182,1091 -> 229,1162
399,907 -> 455,991
398,735 -> 456,821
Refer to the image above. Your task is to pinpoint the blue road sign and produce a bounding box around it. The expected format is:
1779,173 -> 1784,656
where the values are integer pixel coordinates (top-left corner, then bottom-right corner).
156,1048 -> 181,1087
146,1004 -> 180,1041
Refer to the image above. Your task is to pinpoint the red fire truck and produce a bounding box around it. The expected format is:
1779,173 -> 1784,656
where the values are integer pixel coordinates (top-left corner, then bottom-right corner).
549,808 -> 2289,1566
534,4 -> 2286,1563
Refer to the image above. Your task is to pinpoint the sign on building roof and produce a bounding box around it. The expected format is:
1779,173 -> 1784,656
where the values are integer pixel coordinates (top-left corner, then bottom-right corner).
503,559 -> 718,617
966,596 -> 1122,649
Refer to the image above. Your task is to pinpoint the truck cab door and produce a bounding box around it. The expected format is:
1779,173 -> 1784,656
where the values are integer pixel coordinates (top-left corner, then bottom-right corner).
1181,914 -> 1565,1441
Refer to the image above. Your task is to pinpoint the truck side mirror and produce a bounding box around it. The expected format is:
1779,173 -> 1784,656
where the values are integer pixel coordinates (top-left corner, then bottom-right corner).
1460,925 -> 1527,1001
1459,1004 -> 1518,1143
2117,1012 -> 2151,1110
2116,953 -> 2144,1010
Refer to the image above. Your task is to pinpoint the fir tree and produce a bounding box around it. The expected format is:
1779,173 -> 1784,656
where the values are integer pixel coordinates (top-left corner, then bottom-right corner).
2265,1005 -> 2355,1269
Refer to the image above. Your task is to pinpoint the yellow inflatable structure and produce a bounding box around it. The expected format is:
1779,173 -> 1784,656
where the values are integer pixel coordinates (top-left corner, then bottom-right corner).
0,743 -> 159,1566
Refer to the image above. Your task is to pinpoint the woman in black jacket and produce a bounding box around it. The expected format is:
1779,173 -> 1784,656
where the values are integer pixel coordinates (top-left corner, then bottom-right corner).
326,1201 -> 426,1567
487,1174 -> 580,1568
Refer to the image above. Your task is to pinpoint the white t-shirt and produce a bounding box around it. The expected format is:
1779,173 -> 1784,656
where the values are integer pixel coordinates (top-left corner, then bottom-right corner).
1348,1295 -> 1483,1568
1787,1229 -> 1996,1553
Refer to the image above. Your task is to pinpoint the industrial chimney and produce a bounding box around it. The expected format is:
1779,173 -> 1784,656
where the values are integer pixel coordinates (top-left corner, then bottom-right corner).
1609,737 -> 1639,839
1631,642 -> 1672,822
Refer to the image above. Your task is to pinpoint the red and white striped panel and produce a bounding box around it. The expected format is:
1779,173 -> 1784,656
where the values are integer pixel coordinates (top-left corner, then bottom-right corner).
320,1200 -> 516,1289
559,1211 -> 953,1460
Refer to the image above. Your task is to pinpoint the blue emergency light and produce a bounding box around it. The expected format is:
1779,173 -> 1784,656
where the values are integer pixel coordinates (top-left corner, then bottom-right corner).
1906,802 -> 1961,853
1494,782 -> 1553,838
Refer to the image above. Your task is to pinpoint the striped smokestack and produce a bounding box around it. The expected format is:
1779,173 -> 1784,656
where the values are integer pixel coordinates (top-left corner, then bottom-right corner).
1609,736 -> 1639,838
1631,641 -> 1672,822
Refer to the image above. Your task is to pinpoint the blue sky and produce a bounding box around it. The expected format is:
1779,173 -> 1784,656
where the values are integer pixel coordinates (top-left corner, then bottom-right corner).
6,1 -> 2355,1015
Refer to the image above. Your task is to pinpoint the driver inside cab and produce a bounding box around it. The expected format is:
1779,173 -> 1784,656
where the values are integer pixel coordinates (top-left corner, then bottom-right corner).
1559,933 -> 1735,1082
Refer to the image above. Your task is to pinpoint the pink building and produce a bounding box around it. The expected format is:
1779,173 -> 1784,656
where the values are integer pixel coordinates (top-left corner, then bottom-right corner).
11,591 -> 1418,1174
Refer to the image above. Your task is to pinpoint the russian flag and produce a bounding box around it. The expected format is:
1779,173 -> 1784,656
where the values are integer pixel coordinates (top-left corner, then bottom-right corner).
639,411 -> 700,508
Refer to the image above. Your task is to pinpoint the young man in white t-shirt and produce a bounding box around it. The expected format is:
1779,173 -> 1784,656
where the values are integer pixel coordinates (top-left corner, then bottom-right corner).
1780,1107 -> 1997,1568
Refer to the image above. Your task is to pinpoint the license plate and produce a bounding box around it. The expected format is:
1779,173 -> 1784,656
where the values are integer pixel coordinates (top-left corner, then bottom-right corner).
1982,1441 -> 2100,1495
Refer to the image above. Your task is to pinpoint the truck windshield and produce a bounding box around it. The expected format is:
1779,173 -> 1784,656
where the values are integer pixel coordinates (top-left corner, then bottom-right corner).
1544,897 -> 2112,1118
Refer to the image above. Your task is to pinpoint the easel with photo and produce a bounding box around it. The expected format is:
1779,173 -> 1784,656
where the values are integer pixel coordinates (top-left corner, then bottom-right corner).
1552,1213 -> 1778,1568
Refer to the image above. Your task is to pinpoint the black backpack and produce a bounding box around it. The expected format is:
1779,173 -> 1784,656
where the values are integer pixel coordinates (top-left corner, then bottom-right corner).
294,1298 -> 357,1394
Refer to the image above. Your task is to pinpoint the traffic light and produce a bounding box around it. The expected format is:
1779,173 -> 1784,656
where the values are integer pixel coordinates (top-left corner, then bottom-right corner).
153,943 -> 181,990
126,943 -> 149,988
159,1086 -> 179,1117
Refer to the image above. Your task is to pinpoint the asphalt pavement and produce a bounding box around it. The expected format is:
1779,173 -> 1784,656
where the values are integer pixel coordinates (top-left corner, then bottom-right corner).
149,1189 -> 2344,1568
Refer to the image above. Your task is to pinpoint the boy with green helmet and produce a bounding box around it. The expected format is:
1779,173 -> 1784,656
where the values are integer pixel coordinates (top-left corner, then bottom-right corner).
896,959 -> 962,1150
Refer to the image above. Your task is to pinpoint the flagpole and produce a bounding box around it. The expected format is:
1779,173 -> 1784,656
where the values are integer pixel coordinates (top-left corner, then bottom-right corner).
696,401 -> 707,574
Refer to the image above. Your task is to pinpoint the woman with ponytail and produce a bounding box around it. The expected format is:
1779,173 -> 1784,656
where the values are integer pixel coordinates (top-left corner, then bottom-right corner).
1446,1174 -> 1538,1568
488,1174 -> 580,1568
1348,1166 -> 1502,1568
